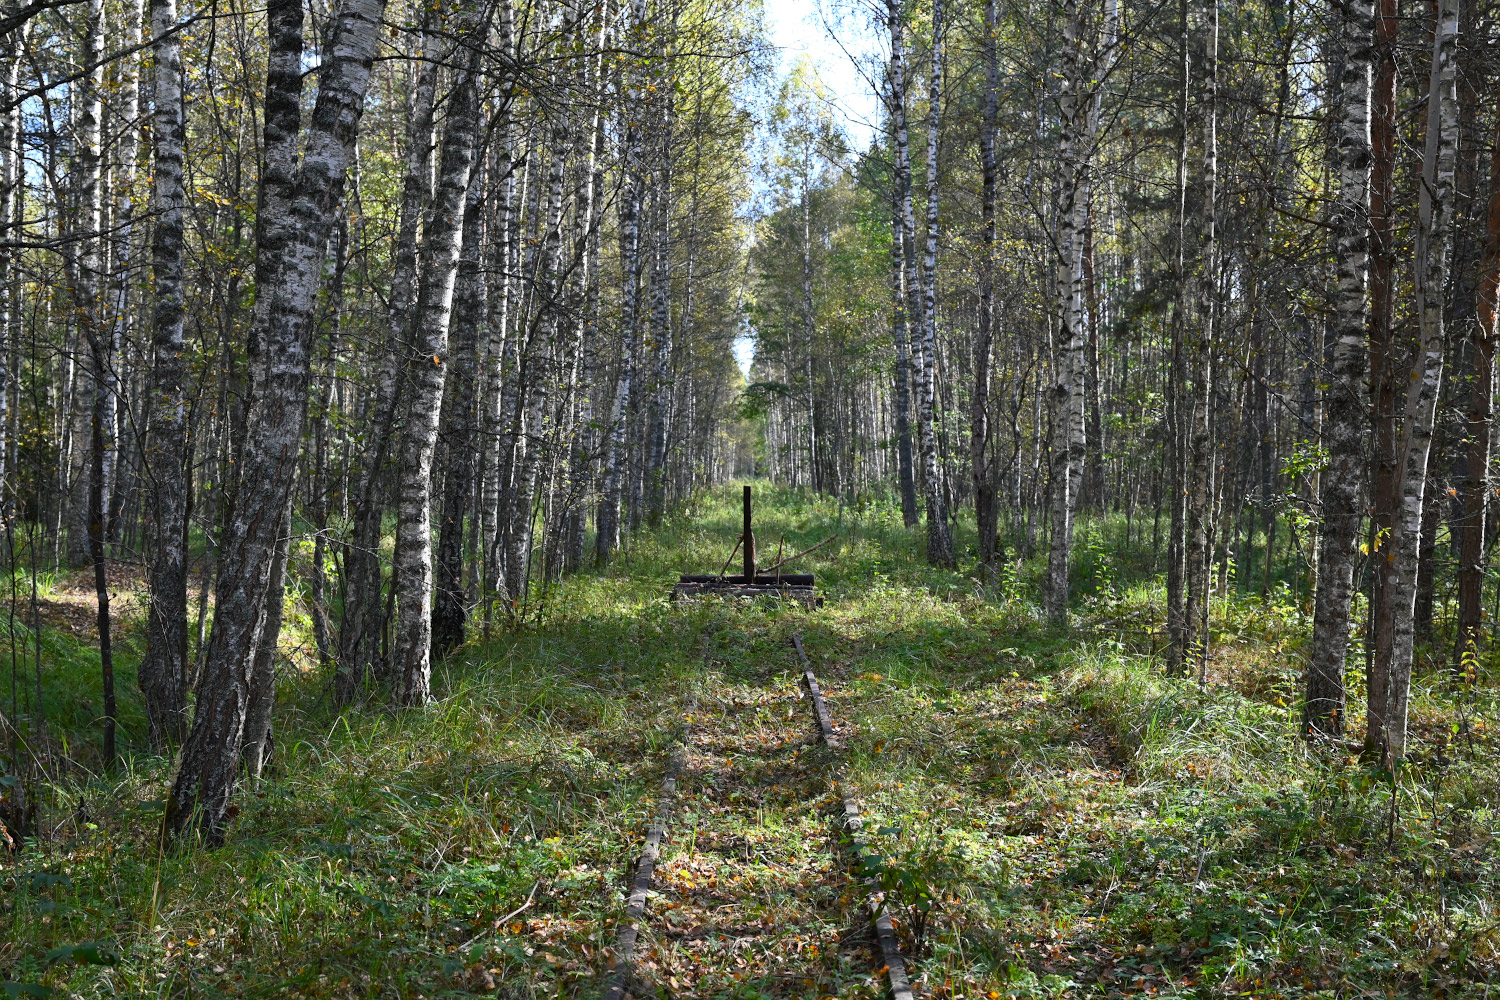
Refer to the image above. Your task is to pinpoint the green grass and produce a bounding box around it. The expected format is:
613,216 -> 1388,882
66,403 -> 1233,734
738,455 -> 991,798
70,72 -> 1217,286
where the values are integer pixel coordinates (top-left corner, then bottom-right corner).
2,482 -> 1498,998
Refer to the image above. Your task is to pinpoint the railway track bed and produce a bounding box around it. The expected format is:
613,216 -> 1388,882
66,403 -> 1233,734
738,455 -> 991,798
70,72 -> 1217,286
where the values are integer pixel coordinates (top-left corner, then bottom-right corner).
601,634 -> 917,999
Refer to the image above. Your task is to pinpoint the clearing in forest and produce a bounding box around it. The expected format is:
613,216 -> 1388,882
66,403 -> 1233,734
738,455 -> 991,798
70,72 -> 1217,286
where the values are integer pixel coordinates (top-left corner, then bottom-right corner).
3,485 -> 1497,999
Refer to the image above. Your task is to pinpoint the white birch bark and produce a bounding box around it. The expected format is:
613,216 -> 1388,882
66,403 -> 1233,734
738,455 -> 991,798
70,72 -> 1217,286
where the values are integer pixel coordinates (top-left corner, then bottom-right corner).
972,0 -> 1000,570
0,9 -> 21,508
391,11 -> 487,704
70,0 -> 104,522
67,0 -> 120,759
885,104 -> 918,527
494,147 -> 535,593
101,0 -> 143,538
480,112 -> 515,610
1385,0 -> 1459,765
915,0 -> 953,567
169,0 -> 389,842
433,170 -> 486,655
800,157 -> 818,492
561,7 -> 607,572
595,0 -> 648,564
335,21 -> 441,695
1183,0 -> 1217,682
1046,0 -> 1086,622
504,135 -> 568,603
645,116 -> 674,524
887,0 -> 924,530
1307,0 -> 1373,737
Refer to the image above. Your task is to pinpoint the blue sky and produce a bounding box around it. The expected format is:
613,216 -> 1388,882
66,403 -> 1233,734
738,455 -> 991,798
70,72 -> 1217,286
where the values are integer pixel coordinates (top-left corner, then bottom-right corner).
734,0 -> 881,377
762,0 -> 881,149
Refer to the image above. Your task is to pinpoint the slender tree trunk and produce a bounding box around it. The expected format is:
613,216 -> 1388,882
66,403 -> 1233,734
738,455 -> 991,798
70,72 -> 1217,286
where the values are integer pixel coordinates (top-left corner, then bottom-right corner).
645,109 -> 674,524
886,0 -> 923,531
335,21 -> 441,701
481,102 -> 516,615
1047,0 -> 1087,622
1306,0 -> 1373,738
307,221 -> 346,675
888,180 -> 918,528
1084,208 -> 1105,512
0,11 -> 22,538
1182,0 -> 1217,680
391,18 -> 485,704
86,342 -> 114,765
563,35 -> 606,572
596,0 -> 648,565
433,174 -> 486,657
102,0 -> 142,545
168,0 -> 387,843
1166,0 -> 1191,672
240,496 -> 292,783
1365,0 -> 1398,753
801,168 -> 818,494
506,109 -> 572,603
66,0 -> 117,763
914,0 -> 954,566
1453,69 -> 1500,680
1383,0 -> 1458,767
139,0 -> 190,749
972,0 -> 1000,571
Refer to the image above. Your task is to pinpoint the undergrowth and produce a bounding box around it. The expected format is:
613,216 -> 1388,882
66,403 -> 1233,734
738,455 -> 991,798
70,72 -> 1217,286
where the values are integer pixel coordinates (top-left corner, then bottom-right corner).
0,483 -> 1496,998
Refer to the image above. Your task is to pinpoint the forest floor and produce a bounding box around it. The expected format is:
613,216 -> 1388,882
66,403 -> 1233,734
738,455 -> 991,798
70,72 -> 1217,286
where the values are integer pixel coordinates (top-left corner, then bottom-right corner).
2,484 -> 1498,999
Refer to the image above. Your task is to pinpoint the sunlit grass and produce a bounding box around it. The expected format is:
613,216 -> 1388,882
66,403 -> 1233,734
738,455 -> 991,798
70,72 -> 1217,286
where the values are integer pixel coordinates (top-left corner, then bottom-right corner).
1,483 -> 1497,998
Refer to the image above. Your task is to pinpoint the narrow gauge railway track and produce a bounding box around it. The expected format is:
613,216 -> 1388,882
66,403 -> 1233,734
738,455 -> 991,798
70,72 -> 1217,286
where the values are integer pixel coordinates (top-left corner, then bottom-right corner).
598,637 -> 918,999
602,693 -> 698,1000
793,634 -> 917,1000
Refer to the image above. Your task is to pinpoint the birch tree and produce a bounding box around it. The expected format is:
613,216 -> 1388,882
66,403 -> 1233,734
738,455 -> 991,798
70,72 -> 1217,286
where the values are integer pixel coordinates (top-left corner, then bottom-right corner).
915,0 -> 954,567
335,21 -> 441,699
1182,0 -> 1217,680
139,0 -> 191,749
886,0 -> 932,548
1381,0 -> 1458,766
391,3 -> 488,704
972,0 -> 1000,572
1305,0 -> 1373,737
1046,0 -> 1087,622
595,0 -> 648,565
168,0 -> 390,842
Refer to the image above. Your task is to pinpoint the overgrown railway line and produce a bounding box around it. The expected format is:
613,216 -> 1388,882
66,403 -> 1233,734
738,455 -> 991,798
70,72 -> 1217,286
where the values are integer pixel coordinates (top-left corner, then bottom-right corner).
598,632 -> 918,999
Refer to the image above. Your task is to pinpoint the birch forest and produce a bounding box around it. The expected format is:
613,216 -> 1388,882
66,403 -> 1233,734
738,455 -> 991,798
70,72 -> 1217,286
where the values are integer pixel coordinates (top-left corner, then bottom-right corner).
1,0 -> 1500,994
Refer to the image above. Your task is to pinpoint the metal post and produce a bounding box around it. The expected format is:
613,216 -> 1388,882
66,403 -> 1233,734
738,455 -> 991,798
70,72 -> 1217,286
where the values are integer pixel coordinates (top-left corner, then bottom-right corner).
743,485 -> 756,583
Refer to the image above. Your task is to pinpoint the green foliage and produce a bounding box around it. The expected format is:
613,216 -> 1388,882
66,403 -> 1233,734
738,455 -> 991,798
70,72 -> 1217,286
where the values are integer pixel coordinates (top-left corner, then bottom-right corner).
0,485 -> 1496,997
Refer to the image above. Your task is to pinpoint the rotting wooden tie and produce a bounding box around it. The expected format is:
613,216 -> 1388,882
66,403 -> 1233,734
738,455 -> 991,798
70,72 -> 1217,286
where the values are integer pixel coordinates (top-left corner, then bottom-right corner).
792,632 -> 917,1000
601,693 -> 697,1000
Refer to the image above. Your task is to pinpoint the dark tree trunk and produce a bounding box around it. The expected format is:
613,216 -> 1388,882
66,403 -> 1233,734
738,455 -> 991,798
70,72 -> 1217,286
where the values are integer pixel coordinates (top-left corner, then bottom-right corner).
1454,71 -> 1500,679
1365,0 -> 1398,755
433,178 -> 487,657
139,0 -> 191,750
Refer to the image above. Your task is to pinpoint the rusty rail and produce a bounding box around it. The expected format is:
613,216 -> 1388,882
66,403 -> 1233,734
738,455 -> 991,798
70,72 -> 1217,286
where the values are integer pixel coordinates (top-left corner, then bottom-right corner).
792,632 -> 916,1000
601,693 -> 697,1000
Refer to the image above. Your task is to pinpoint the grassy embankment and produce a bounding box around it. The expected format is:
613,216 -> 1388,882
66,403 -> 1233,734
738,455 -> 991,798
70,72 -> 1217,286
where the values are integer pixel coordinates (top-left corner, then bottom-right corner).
1,483 -> 1497,998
